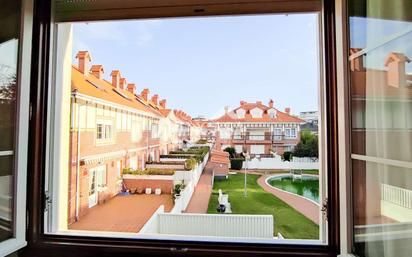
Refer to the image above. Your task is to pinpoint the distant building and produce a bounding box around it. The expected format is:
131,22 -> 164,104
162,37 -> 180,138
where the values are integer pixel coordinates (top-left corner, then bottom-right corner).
68,51 -> 201,224
299,111 -> 319,135
211,100 -> 305,155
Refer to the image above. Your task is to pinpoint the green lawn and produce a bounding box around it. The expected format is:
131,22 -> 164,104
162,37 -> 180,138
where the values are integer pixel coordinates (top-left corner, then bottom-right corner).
207,173 -> 319,239
302,169 -> 319,175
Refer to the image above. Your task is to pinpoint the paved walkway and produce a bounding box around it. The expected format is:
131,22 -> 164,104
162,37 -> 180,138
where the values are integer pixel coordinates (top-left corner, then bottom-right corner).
185,165 -> 214,213
257,174 -> 320,225
69,194 -> 174,233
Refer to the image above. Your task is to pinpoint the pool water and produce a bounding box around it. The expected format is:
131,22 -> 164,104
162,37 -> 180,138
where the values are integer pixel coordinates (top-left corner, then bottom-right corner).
267,175 -> 319,203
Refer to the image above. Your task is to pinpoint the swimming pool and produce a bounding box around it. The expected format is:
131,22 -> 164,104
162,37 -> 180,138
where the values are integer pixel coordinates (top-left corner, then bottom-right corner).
266,174 -> 319,203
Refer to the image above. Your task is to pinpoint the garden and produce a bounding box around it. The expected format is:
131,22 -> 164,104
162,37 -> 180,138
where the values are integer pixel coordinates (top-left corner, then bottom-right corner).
207,173 -> 319,239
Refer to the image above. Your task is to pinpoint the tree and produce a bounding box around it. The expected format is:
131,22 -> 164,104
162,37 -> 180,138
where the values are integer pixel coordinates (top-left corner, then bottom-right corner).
223,146 -> 236,158
292,130 -> 318,158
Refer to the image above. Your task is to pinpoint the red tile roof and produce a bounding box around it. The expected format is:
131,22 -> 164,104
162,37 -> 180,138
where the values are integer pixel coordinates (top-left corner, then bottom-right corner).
72,66 -> 162,117
213,102 -> 304,123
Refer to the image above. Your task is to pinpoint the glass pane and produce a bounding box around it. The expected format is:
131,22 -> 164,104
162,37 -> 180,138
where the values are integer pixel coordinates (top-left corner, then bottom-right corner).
349,0 -> 412,256
48,13 -> 326,244
0,1 -> 20,243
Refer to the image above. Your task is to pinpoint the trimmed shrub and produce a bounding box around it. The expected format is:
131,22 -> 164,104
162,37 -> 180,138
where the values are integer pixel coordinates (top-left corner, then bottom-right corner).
230,158 -> 244,170
224,147 -> 236,158
283,151 -> 292,161
196,139 -> 208,144
122,168 -> 175,176
185,158 -> 198,170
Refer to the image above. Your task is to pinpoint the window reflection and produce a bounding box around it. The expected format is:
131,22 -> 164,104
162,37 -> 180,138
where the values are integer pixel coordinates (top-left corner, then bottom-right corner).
0,1 -> 20,243
349,1 -> 412,256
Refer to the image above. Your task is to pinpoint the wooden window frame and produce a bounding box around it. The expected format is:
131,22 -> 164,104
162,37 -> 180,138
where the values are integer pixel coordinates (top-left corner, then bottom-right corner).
23,0 -> 340,256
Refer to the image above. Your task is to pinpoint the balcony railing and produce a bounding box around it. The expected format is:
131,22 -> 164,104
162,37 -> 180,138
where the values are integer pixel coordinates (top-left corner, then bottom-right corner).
231,134 -> 287,141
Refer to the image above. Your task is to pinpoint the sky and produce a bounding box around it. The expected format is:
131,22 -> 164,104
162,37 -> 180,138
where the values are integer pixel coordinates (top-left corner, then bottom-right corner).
72,14 -> 320,118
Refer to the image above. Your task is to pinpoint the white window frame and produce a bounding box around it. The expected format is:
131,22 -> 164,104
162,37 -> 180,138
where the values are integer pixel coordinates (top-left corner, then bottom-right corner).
0,0 -> 32,255
96,119 -> 114,143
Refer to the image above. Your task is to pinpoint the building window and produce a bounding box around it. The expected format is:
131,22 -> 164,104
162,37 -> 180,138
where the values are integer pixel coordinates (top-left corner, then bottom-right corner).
151,123 -> 159,139
96,119 -> 113,142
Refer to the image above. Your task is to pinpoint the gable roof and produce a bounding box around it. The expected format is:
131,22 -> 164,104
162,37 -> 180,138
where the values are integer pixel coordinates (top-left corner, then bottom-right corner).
71,66 -> 162,117
214,101 -> 304,123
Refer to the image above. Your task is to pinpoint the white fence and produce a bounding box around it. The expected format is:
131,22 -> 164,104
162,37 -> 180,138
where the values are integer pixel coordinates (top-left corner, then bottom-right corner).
381,183 -> 412,209
171,152 -> 210,213
292,157 -> 318,163
140,212 -> 274,239
244,155 -> 319,170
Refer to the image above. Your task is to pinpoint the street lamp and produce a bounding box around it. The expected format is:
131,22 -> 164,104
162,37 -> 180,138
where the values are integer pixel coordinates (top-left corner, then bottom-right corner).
243,151 -> 250,197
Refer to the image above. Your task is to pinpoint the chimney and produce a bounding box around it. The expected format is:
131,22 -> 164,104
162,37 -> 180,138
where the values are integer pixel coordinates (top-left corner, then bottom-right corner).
127,83 -> 136,94
224,106 -> 229,114
240,100 -> 246,106
159,99 -> 166,109
349,48 -> 365,72
269,99 -> 274,108
256,101 -> 262,105
151,94 -> 159,105
141,88 -> 149,101
285,107 -> 291,114
384,52 -> 411,88
76,51 -> 91,75
90,65 -> 104,79
110,70 -> 121,88
119,78 -> 127,90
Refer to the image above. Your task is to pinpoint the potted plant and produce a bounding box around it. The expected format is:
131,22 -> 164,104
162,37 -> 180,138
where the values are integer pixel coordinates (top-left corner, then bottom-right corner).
173,184 -> 182,200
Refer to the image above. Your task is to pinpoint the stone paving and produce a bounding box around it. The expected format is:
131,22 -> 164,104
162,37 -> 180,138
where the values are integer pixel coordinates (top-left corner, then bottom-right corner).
184,165 -> 214,213
69,194 -> 174,233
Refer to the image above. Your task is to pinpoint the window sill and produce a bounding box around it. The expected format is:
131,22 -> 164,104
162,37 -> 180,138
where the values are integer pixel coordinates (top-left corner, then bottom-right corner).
0,238 -> 27,257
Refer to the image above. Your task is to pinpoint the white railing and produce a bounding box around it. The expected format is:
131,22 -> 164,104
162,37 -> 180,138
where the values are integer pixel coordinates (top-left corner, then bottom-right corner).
381,183 -> 412,209
157,213 -> 274,239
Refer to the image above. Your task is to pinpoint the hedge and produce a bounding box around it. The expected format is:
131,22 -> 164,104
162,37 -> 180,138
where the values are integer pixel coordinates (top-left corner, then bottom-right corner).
230,158 -> 244,170
123,168 -> 175,175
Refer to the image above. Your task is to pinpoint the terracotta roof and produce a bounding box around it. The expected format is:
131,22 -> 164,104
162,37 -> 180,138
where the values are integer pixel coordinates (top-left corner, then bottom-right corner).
210,149 -> 230,165
71,66 -> 162,117
159,109 -> 171,117
213,102 -> 304,123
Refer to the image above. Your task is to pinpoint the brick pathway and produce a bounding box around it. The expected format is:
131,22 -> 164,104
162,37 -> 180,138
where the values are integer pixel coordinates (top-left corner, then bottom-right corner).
185,165 -> 214,213
69,194 -> 174,233
257,174 -> 320,225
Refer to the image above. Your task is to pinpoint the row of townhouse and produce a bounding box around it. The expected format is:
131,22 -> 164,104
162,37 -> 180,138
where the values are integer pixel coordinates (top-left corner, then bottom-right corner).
210,100 -> 305,156
68,51 -> 203,224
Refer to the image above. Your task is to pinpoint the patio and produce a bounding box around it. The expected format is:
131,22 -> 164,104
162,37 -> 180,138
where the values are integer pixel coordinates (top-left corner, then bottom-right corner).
69,194 -> 174,233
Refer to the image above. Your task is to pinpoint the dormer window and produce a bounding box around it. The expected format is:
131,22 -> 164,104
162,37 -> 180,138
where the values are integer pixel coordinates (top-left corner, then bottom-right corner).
236,109 -> 245,118
250,107 -> 263,118
268,108 -> 277,119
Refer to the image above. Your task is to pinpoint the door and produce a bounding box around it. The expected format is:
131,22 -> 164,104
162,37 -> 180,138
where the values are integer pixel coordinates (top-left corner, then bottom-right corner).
88,169 -> 98,208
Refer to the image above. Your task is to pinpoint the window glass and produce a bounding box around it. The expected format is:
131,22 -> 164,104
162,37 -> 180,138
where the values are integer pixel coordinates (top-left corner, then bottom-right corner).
0,0 -> 20,244
47,13 -> 326,245
348,1 -> 412,256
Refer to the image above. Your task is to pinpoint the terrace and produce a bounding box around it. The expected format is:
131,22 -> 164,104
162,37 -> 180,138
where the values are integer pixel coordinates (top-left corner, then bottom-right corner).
69,194 -> 174,233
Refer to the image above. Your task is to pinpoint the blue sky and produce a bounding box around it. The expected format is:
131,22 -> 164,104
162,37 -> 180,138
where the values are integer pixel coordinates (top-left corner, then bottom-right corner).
73,14 -> 320,118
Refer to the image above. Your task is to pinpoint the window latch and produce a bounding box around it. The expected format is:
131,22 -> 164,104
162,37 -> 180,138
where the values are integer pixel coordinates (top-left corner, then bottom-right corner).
321,198 -> 328,222
44,191 -> 52,212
